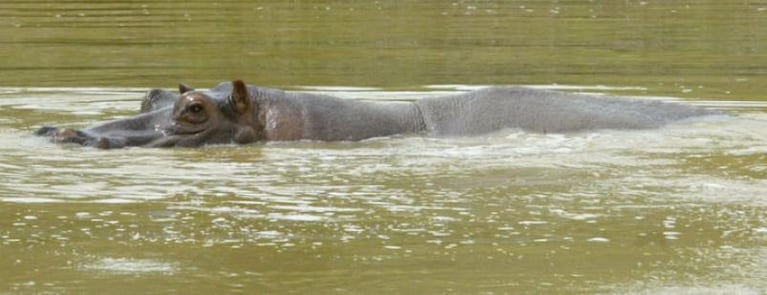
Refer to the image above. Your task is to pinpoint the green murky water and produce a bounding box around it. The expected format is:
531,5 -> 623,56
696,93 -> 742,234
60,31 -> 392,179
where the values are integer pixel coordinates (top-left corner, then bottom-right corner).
2,1 -> 767,294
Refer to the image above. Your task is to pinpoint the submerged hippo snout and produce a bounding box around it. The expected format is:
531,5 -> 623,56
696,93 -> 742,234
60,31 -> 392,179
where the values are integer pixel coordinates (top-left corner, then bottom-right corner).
36,80 -> 265,149
35,126 -> 116,148
35,126 -> 61,137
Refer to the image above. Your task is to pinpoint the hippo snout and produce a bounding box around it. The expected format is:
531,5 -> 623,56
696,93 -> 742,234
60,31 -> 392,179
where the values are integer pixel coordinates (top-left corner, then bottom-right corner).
35,126 -> 61,137
35,126 -> 101,146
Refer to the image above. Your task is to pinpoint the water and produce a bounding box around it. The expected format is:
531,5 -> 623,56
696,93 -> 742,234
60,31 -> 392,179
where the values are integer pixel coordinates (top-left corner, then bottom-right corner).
2,1 -> 767,294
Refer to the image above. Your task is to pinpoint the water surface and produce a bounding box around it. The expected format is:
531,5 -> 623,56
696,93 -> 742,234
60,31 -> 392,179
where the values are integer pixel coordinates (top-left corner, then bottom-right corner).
2,1 -> 766,99
3,86 -> 767,293
2,1 -> 767,294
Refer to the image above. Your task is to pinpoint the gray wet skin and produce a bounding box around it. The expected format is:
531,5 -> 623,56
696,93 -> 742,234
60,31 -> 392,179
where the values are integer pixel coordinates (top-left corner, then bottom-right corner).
36,80 -> 718,149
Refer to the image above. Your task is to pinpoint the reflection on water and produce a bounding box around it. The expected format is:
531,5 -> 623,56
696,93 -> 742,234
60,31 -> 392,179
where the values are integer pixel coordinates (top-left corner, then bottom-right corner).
2,1 -> 767,100
80,257 -> 179,274
1,87 -> 767,293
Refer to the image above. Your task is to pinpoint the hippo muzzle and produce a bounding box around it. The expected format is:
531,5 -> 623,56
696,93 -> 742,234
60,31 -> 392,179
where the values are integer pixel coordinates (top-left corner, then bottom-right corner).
36,80 -> 262,149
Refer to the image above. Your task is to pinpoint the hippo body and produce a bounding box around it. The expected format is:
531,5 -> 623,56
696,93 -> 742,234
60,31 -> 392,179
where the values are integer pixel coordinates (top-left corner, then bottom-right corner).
254,88 -> 425,141
415,87 -> 710,134
36,80 -> 716,148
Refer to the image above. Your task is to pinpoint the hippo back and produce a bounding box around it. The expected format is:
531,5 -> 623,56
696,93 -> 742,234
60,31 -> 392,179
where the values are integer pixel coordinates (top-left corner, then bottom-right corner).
286,93 -> 425,141
414,87 -> 714,135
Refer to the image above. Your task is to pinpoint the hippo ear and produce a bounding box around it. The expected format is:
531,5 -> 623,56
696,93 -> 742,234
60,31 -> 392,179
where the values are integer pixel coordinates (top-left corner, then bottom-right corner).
230,80 -> 253,114
178,83 -> 194,94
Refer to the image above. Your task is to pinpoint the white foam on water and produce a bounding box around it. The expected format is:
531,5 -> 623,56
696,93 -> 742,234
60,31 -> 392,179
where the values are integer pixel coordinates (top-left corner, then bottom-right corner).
79,257 -> 179,274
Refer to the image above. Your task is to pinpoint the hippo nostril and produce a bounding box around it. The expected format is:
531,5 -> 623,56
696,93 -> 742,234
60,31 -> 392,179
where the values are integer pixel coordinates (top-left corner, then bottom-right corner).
141,94 -> 159,113
146,89 -> 164,98
141,88 -> 178,113
35,126 -> 59,136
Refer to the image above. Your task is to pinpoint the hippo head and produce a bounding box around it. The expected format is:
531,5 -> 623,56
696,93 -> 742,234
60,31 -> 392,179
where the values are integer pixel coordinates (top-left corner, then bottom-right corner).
37,80 -> 265,148
153,80 -> 262,147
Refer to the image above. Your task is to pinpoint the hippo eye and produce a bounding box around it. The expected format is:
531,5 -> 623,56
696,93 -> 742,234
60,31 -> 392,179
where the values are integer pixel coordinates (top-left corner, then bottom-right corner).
188,104 -> 203,114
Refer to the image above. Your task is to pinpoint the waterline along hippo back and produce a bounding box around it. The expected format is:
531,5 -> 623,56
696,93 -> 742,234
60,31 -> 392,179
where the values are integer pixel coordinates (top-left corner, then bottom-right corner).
36,80 -> 717,149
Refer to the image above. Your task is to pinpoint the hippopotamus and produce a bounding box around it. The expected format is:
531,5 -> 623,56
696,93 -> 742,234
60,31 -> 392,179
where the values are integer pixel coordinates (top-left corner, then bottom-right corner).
35,80 -> 716,149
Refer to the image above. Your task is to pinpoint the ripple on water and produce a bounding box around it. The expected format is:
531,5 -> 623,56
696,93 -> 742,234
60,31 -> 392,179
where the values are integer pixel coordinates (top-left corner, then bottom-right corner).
2,87 -> 767,293
79,257 -> 179,274
619,285 -> 762,295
